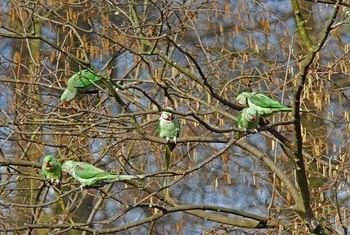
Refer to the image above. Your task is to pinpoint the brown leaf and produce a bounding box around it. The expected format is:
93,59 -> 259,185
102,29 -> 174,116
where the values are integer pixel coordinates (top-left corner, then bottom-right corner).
261,18 -> 270,35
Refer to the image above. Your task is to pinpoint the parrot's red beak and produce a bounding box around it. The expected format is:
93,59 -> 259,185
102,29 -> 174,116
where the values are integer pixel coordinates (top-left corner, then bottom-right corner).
167,114 -> 173,120
61,100 -> 69,107
253,115 -> 257,120
235,101 -> 244,106
45,161 -> 50,168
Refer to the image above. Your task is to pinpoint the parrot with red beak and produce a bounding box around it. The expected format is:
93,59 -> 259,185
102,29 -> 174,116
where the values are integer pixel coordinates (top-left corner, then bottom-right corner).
41,155 -> 62,185
234,107 -> 260,139
157,107 -> 181,200
235,92 -> 291,116
61,160 -> 144,189
60,70 -> 102,106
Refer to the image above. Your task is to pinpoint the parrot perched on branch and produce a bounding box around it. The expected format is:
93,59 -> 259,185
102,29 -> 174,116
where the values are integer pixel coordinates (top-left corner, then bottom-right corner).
61,160 -> 144,189
60,69 -> 129,107
234,107 -> 260,139
235,92 -> 291,116
41,155 -> 62,185
158,107 -> 181,200
60,70 -> 102,106
158,107 -> 181,171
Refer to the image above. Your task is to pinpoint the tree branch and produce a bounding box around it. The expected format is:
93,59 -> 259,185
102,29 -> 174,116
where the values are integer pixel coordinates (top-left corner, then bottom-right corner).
291,0 -> 341,232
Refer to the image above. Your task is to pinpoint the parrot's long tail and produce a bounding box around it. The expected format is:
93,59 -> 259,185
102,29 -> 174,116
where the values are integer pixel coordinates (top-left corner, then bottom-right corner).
279,107 -> 292,111
97,173 -> 144,183
163,143 -> 175,201
165,144 -> 173,171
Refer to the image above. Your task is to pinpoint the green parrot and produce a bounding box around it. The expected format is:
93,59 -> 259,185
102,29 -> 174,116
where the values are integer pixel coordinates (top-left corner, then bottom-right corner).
61,160 -> 144,189
60,70 -> 102,106
158,107 -> 180,201
158,107 -> 181,171
235,92 -> 291,116
237,107 -> 260,130
234,107 -> 260,139
41,155 -> 62,185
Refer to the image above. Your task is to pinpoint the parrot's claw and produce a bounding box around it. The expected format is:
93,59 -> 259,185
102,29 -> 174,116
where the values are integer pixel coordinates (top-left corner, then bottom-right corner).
49,178 -> 60,185
137,175 -> 145,179
173,136 -> 177,144
165,137 -> 170,142
253,129 -> 258,133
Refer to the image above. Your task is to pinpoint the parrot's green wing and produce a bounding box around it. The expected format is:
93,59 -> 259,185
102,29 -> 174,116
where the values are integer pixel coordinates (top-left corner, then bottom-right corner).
173,118 -> 181,137
165,117 -> 180,168
249,93 -> 291,110
73,162 -> 107,179
157,121 -> 161,136
61,70 -> 102,104
70,70 -> 102,89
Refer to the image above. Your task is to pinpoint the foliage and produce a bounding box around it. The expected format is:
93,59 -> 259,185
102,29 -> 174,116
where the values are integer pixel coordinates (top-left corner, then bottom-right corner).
0,0 -> 350,234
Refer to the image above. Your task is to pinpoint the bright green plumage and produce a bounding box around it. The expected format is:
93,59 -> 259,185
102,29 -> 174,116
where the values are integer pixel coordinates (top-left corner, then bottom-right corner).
60,70 -> 102,105
234,107 -> 260,139
158,108 -> 181,170
158,107 -> 181,200
235,92 -> 291,116
61,160 -> 144,188
237,107 -> 260,129
41,155 -> 62,185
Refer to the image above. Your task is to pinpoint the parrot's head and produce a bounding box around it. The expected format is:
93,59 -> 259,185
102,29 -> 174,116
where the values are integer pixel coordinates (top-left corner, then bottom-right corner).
161,107 -> 174,121
61,160 -> 74,175
235,92 -> 250,107
247,108 -> 259,121
43,155 -> 57,169
60,88 -> 76,107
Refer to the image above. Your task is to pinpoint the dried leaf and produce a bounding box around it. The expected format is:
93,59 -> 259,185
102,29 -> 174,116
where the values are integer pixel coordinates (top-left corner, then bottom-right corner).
224,2 -> 231,15
219,22 -> 224,35
176,219 -> 184,232
221,153 -> 229,164
213,177 -> 219,191
13,52 -> 21,64
223,172 -> 231,184
261,19 -> 270,34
